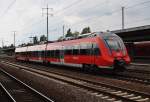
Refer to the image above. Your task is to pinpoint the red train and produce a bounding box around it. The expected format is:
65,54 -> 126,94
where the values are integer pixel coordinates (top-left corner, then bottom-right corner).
15,32 -> 131,71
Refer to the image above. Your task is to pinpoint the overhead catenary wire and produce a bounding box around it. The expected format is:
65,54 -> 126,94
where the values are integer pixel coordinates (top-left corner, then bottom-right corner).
0,0 -> 16,18
69,0 -> 150,31
20,0 -> 112,32
19,0 -> 150,43
126,0 -> 150,9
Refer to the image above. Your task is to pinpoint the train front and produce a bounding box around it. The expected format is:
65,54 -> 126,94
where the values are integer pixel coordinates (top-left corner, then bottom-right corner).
101,32 -> 131,70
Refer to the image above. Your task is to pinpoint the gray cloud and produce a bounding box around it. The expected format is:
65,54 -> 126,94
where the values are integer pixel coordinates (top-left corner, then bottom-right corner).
0,0 -> 150,46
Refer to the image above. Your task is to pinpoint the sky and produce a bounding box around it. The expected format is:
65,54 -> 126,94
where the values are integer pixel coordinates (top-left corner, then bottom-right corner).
0,0 -> 150,47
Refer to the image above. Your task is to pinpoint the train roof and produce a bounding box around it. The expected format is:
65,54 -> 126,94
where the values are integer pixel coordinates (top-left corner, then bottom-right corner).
61,32 -> 118,41
15,32 -> 119,52
27,44 -> 46,51
15,46 -> 28,52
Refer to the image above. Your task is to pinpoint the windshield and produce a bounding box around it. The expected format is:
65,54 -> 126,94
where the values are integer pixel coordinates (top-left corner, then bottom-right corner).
106,39 -> 121,51
102,34 -> 126,55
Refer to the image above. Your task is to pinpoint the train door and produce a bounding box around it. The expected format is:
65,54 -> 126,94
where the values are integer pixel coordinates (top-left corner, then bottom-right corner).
60,46 -> 64,64
44,44 -> 48,63
91,43 -> 100,66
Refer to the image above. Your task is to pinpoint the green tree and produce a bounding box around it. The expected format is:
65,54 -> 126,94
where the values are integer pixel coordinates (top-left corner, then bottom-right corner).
40,35 -> 47,42
73,31 -> 80,37
65,28 -> 73,37
81,27 -> 91,34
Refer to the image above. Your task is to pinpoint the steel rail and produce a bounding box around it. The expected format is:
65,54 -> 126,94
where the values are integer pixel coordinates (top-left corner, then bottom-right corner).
0,68 -> 54,102
1,61 -> 150,102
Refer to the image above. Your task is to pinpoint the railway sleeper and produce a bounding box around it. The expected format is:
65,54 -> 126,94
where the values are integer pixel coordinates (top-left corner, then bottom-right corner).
136,98 -> 149,102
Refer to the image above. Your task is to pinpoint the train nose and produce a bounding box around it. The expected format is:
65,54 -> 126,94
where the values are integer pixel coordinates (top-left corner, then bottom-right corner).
114,59 -> 126,71
111,50 -> 124,57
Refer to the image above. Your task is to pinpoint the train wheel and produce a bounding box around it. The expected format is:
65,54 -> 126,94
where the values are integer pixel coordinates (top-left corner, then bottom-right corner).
82,64 -> 97,72
82,64 -> 90,72
113,66 -> 126,72
91,65 -> 98,72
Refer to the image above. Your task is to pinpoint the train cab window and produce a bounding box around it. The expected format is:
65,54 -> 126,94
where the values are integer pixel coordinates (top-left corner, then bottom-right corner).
105,39 -> 121,51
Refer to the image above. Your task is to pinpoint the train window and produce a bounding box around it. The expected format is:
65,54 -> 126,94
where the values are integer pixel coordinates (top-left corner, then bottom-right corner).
55,50 -> 60,58
65,46 -> 73,55
37,51 -> 39,57
34,51 -> 37,57
35,51 -> 38,57
38,51 -> 40,57
80,49 -> 87,55
87,43 -> 92,55
26,52 -> 28,56
47,50 -> 51,58
23,52 -> 25,56
59,50 -> 63,58
73,49 -> 78,55
93,43 -> 101,56
27,52 -> 30,57
64,46 -> 68,55
30,52 -> 32,57
80,43 -> 87,49
27,52 -> 29,57
47,50 -> 50,57
105,39 -> 121,51
51,50 -> 55,58
73,45 -> 79,55
32,51 -> 35,57
87,43 -> 92,49
21,52 -> 23,56
42,51 -> 45,57
31,51 -> 33,57
65,49 -> 72,55
80,43 -> 91,55
38,51 -> 43,57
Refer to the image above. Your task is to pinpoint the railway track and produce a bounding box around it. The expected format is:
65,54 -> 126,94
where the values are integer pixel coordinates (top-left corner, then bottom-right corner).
126,68 -> 150,75
0,85 -> 12,102
1,58 -> 150,85
0,68 -> 54,102
114,72 -> 150,85
9,60 -> 150,85
1,61 -> 150,102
